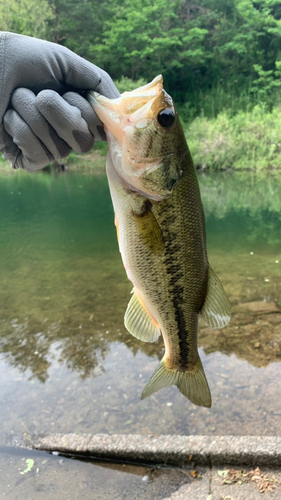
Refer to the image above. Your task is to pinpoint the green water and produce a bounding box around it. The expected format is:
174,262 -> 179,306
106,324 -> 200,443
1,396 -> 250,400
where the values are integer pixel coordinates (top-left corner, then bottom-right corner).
0,169 -> 281,438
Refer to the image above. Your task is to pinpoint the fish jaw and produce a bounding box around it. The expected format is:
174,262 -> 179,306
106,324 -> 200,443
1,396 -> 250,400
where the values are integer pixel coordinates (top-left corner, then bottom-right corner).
87,75 -> 164,142
88,75 -> 183,200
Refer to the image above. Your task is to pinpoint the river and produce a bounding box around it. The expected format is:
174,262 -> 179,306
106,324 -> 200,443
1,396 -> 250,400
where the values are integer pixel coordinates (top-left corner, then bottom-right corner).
0,168 -> 280,437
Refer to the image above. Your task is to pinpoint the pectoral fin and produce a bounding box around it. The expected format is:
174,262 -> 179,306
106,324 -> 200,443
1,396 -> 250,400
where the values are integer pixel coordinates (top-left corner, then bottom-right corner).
132,200 -> 164,254
200,267 -> 231,328
124,288 -> 161,342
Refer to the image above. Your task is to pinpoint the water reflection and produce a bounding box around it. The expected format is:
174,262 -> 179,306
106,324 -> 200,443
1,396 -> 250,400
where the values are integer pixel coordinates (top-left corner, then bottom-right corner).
0,169 -> 281,435
0,304 -> 164,383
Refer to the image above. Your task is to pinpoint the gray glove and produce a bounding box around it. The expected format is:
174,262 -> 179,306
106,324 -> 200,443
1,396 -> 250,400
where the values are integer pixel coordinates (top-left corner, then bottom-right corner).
0,32 -> 120,172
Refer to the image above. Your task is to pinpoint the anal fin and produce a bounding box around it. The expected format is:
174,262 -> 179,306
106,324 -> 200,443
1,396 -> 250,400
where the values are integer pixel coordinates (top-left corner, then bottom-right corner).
124,288 -> 161,343
200,266 -> 231,328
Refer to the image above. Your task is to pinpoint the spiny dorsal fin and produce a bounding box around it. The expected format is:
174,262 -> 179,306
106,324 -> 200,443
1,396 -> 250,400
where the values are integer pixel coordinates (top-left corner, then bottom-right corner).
124,289 -> 161,343
200,266 -> 231,328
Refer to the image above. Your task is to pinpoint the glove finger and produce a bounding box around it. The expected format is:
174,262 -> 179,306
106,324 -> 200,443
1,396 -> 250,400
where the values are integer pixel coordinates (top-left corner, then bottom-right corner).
95,67 -> 120,99
11,88 -> 71,159
52,47 -> 120,98
62,92 -> 106,141
36,90 -> 95,153
3,109 -> 54,172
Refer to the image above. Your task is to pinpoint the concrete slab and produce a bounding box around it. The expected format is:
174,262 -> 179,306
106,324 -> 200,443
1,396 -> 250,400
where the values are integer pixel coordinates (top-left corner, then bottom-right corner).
162,470 -> 210,500
11,433 -> 281,467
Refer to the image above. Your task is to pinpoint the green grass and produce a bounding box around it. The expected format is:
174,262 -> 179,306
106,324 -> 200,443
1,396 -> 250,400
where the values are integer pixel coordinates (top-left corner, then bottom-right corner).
185,104 -> 281,171
176,83 -> 281,122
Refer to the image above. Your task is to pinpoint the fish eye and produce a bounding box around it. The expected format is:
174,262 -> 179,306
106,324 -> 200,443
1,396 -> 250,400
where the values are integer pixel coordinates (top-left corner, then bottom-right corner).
157,108 -> 175,128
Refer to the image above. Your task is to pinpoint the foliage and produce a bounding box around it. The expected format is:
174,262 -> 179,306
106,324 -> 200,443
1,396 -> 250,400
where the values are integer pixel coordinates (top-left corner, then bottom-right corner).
0,0 -> 55,39
114,76 -> 148,94
49,0 -> 110,54
87,0 -> 281,109
251,61 -> 281,96
186,104 -> 281,170
91,0 -> 210,83
177,84 -> 259,123
3,0 -> 281,117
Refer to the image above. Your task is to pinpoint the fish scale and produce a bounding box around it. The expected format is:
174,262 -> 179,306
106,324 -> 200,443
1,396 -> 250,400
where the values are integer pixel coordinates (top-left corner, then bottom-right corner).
88,75 -> 231,407
152,158 -> 208,369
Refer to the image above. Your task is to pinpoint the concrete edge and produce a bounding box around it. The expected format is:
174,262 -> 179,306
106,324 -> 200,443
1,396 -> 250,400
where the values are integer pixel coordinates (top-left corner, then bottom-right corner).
4,434 -> 281,467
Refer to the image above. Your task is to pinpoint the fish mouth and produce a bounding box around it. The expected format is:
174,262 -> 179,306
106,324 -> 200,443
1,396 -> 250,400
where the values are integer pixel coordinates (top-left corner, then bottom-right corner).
87,75 -> 171,140
88,75 -> 164,115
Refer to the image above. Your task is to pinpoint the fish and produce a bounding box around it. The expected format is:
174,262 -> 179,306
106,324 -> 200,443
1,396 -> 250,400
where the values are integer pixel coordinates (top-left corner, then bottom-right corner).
88,75 -> 231,408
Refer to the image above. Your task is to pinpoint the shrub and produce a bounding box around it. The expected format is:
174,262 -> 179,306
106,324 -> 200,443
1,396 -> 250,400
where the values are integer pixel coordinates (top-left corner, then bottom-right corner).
186,105 -> 281,170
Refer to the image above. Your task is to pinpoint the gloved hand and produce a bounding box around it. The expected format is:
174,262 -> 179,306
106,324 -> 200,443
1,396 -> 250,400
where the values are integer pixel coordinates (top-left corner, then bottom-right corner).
0,32 -> 120,172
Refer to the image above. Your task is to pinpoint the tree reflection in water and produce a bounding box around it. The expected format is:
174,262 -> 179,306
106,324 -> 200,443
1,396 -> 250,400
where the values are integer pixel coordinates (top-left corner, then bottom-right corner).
0,170 -> 280,383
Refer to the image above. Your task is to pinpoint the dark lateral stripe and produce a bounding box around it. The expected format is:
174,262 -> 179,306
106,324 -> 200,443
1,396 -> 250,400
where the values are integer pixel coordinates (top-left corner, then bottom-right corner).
163,229 -> 189,367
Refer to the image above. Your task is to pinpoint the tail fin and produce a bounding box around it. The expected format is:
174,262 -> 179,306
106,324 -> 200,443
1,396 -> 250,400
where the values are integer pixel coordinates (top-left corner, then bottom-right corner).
141,356 -> 212,408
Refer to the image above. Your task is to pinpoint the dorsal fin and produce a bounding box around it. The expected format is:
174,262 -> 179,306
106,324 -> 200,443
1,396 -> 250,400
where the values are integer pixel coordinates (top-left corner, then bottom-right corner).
124,289 -> 161,342
200,267 -> 231,328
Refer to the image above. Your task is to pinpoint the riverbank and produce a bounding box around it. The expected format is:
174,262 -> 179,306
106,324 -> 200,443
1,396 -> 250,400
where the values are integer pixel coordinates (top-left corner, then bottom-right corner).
0,142 -> 107,174
1,104 -> 281,173
186,104 -> 281,171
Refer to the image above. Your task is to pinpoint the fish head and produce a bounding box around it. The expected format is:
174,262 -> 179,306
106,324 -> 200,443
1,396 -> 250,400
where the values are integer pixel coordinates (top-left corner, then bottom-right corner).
88,75 -> 184,200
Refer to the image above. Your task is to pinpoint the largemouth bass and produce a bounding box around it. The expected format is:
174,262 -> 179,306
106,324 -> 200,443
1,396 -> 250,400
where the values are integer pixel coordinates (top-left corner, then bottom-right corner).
88,76 -> 231,408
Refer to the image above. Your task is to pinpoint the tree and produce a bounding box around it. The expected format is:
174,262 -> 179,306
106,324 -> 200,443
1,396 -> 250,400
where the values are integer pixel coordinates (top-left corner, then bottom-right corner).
91,0 -> 210,97
49,0 -> 112,60
0,0 -> 55,39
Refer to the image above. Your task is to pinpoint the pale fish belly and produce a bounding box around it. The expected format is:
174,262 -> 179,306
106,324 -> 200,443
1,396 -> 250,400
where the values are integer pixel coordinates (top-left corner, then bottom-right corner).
107,156 -> 169,335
